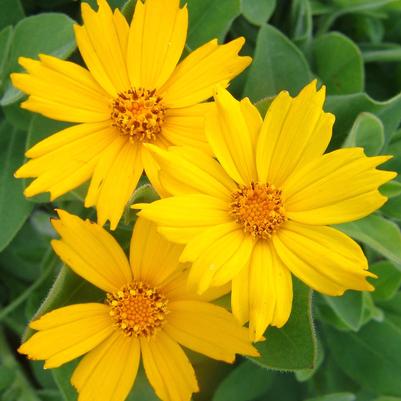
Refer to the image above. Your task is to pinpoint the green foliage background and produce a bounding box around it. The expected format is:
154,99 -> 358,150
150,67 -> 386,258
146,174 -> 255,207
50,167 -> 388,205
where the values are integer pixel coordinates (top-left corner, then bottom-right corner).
1,0 -> 401,400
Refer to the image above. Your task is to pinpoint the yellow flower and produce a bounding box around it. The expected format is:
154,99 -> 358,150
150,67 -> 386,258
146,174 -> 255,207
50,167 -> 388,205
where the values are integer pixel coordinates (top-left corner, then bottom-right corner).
136,82 -> 396,341
12,0 -> 251,229
18,210 -> 258,401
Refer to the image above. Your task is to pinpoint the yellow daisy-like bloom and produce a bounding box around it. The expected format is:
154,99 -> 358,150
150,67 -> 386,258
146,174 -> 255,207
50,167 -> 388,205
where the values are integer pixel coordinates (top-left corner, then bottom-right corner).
136,81 -> 396,341
19,210 -> 258,401
12,0 -> 251,229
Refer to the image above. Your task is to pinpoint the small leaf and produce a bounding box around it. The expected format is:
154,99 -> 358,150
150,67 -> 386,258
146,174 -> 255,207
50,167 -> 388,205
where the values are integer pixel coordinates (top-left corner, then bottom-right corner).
312,32 -> 364,94
186,0 -> 241,49
241,0 -> 276,26
342,112 -> 384,155
370,260 -> 401,301
243,24 -> 312,101
322,292 -> 364,332
380,180 -> 401,198
249,279 -> 316,370
0,121 -> 34,252
212,360 -> 272,401
336,214 -> 401,267
325,92 -> 401,149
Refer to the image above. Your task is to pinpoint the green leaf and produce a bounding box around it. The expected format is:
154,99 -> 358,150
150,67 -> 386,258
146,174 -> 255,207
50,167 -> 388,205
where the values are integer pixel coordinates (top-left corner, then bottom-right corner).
295,339 -> 324,382
381,194 -> 401,220
186,0 -> 241,49
1,13 -> 76,106
126,368 -> 159,401
0,0 -> 24,30
212,360 -> 272,401
0,121 -> 34,252
241,0 -> 276,26
325,92 -> 401,149
322,292 -> 364,331
324,313 -> 401,396
342,112 -> 384,155
336,214 -> 401,267
370,260 -> 401,301
379,180 -> 401,198
51,361 -> 78,401
0,26 -> 13,91
243,24 -> 312,101
249,279 -> 316,370
305,393 -> 356,401
373,397 -> 401,401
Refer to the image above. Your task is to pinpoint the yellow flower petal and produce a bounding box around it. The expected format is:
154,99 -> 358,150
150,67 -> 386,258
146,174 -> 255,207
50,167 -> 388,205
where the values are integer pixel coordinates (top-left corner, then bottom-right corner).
11,55 -> 110,123
76,0 -> 130,95
71,331 -> 140,401
240,97 -> 263,147
18,303 -> 113,369
51,210 -> 132,292
145,144 -> 237,199
141,145 -> 169,197
140,331 -> 198,401
283,148 -> 396,225
206,87 -> 257,185
247,241 -> 293,341
165,300 -> 259,363
231,264 -> 250,325
15,123 -> 116,200
183,227 -> 254,293
273,221 -> 376,296
256,80 -> 334,187
162,103 -> 213,154
86,141 -> 143,230
130,217 -> 183,287
159,37 -> 251,108
127,0 -> 188,89
137,194 -> 231,234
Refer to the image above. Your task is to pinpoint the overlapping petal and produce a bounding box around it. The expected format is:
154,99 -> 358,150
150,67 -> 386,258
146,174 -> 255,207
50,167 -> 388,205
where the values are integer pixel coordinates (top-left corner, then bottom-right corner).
159,38 -> 251,108
72,331 -> 140,401
140,331 -> 198,401
51,210 -> 132,292
75,0 -> 130,95
256,80 -> 334,187
15,122 -> 116,200
283,148 -> 396,225
273,221 -> 375,296
18,303 -> 113,368
165,300 -> 259,363
127,0 -> 188,89
11,55 -> 110,123
130,217 -> 183,287
206,87 -> 257,185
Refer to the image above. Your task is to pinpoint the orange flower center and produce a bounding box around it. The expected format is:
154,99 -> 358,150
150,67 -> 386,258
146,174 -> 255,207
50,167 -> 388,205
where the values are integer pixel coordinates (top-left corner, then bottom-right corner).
230,182 -> 286,239
111,88 -> 166,143
106,281 -> 168,337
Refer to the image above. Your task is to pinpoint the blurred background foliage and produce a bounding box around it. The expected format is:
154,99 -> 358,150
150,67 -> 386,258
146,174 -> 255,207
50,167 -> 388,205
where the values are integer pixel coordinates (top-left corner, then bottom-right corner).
1,0 -> 401,400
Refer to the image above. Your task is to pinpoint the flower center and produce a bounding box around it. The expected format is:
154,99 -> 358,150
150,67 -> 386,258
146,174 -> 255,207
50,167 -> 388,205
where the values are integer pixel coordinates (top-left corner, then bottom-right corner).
230,182 -> 286,239
106,281 -> 168,337
111,88 -> 166,143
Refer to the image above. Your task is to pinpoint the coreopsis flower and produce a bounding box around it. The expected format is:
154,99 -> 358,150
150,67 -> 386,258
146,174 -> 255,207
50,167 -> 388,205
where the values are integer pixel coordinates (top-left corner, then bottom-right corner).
136,81 -> 396,341
12,0 -> 251,229
19,210 -> 258,401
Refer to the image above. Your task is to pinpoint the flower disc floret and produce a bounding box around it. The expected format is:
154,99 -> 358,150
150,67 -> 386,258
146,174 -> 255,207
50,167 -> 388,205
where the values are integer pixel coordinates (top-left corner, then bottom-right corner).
111,88 -> 166,143
230,182 -> 286,239
107,281 -> 168,338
